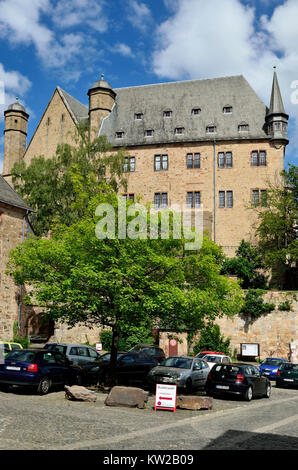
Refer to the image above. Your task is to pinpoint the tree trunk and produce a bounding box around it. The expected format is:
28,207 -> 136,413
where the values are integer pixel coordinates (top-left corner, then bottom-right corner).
107,326 -> 120,387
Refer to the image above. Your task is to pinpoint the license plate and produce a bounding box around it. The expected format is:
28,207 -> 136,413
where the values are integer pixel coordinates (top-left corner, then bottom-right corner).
6,366 -> 21,371
283,379 -> 294,382
216,385 -> 229,390
162,377 -> 172,383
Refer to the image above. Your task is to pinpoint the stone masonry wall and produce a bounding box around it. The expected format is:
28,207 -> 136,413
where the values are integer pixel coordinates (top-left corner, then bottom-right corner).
216,291 -> 298,360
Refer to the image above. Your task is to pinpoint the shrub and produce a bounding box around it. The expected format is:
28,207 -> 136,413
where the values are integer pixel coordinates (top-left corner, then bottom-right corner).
278,299 -> 293,311
192,324 -> 231,356
241,289 -> 275,319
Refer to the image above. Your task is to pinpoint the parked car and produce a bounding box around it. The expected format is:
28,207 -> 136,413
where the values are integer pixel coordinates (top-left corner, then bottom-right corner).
44,343 -> 100,365
77,351 -> 158,386
129,344 -> 166,364
147,356 -> 210,392
276,362 -> 298,388
0,341 -> 23,356
201,354 -> 232,369
0,349 -> 80,394
205,363 -> 271,401
194,351 -> 225,358
259,357 -> 288,380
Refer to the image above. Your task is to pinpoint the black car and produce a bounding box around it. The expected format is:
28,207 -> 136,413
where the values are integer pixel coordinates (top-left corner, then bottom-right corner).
276,362 -> 298,388
0,349 -> 80,395
205,363 -> 271,401
128,344 -> 166,364
77,351 -> 158,386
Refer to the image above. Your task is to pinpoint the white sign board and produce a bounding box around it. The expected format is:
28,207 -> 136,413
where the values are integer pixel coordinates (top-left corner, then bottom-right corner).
155,384 -> 177,412
241,343 -> 259,357
96,343 -> 103,352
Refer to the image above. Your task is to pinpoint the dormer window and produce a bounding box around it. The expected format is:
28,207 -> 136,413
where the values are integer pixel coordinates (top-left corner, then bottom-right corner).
116,131 -> 124,139
192,107 -> 201,116
206,125 -> 216,134
175,127 -> 184,135
163,110 -> 172,118
223,106 -> 233,114
238,123 -> 249,132
135,113 -> 143,120
145,129 -> 154,137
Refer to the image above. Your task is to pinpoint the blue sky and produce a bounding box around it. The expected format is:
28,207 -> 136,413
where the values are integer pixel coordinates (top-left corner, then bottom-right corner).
1,0 -> 298,171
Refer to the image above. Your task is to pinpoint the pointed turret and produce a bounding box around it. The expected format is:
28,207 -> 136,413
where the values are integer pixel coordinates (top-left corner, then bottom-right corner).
265,68 -> 289,145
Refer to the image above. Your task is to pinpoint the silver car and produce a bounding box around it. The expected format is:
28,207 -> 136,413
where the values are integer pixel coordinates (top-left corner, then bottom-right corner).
147,356 -> 210,392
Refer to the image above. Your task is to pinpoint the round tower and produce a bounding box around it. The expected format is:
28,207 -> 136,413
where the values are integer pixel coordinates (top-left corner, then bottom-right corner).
3,99 -> 29,176
87,74 -> 116,140
265,68 -> 289,146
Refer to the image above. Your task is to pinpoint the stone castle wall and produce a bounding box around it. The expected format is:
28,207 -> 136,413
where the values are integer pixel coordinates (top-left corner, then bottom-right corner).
215,291 -> 298,360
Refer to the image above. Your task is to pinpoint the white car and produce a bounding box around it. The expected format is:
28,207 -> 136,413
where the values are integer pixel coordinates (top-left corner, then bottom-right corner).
202,354 -> 232,370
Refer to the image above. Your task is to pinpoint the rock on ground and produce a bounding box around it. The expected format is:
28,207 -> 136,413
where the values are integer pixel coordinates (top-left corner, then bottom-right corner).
177,395 -> 213,411
104,386 -> 149,409
64,385 -> 97,402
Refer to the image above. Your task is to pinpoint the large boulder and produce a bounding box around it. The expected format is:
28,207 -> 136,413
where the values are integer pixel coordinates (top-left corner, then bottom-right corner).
104,386 -> 149,409
177,395 -> 213,411
64,385 -> 97,402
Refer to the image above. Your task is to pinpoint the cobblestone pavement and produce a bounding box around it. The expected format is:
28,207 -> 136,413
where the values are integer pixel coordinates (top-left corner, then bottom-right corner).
0,384 -> 298,450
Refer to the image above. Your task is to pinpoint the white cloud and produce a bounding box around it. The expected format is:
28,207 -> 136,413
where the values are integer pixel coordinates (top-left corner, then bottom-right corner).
115,43 -> 135,58
127,0 -> 153,32
152,0 -> 298,160
0,0 -> 108,75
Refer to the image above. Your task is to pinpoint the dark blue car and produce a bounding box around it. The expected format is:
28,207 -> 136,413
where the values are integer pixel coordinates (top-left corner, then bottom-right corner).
259,357 -> 288,380
0,349 -> 80,394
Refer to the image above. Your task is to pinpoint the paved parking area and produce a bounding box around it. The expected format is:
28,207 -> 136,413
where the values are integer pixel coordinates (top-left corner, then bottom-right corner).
0,383 -> 298,450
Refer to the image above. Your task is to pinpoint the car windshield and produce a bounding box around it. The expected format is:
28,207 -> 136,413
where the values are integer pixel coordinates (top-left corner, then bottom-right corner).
5,351 -> 36,362
213,365 -> 240,377
45,344 -> 67,355
262,358 -> 285,366
95,353 -> 124,363
281,363 -> 298,371
161,357 -> 193,369
204,355 -> 222,363
196,353 -> 207,358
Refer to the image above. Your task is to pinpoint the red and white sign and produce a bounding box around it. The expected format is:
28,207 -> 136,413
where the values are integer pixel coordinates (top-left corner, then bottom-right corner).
155,384 -> 177,412
96,343 -> 103,352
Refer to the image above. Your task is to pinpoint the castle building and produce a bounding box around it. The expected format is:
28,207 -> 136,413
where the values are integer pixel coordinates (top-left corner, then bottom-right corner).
2,70 -> 288,256
0,70 -> 289,345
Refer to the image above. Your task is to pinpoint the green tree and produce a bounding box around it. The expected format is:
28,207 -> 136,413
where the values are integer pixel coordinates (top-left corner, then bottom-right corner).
192,324 -> 231,356
253,164 -> 298,289
11,123 -> 129,236
7,191 -> 243,383
221,240 -> 267,289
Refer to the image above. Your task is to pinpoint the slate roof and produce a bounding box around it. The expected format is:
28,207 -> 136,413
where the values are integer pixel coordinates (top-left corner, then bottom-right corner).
57,87 -> 89,123
0,176 -> 33,212
268,71 -> 287,117
99,75 -> 270,147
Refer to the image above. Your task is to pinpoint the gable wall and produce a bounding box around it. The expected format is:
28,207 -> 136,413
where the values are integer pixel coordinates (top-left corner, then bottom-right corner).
24,90 -> 78,165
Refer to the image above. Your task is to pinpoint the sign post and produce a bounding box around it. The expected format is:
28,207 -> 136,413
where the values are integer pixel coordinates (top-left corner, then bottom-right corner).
154,384 -> 177,412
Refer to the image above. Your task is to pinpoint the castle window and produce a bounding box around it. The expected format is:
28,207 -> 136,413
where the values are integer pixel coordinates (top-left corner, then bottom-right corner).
154,155 -> 168,171
251,151 -> 266,167
186,153 -> 200,169
145,129 -> 154,137
61,114 -> 65,122
122,194 -> 135,202
116,131 -> 124,139
186,191 -> 201,208
219,190 -> 233,208
252,189 -> 267,206
154,192 -> 168,209
223,106 -> 233,114
14,119 -> 18,124
192,108 -> 201,116
175,127 -> 184,135
274,122 -> 281,130
218,152 -> 232,168
123,156 -> 135,172
238,123 -> 249,132
135,113 -> 143,120
206,125 -> 216,134
46,117 -> 50,126
163,110 -> 172,118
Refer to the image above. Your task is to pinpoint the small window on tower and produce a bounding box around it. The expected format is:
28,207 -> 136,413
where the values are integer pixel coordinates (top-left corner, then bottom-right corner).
46,117 -> 51,126
223,106 -> 233,114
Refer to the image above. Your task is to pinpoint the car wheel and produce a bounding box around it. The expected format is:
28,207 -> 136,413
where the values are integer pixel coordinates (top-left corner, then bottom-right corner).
244,385 -> 253,401
104,371 -> 119,387
264,383 -> 271,398
37,376 -> 51,395
185,378 -> 192,394
0,384 -> 9,392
